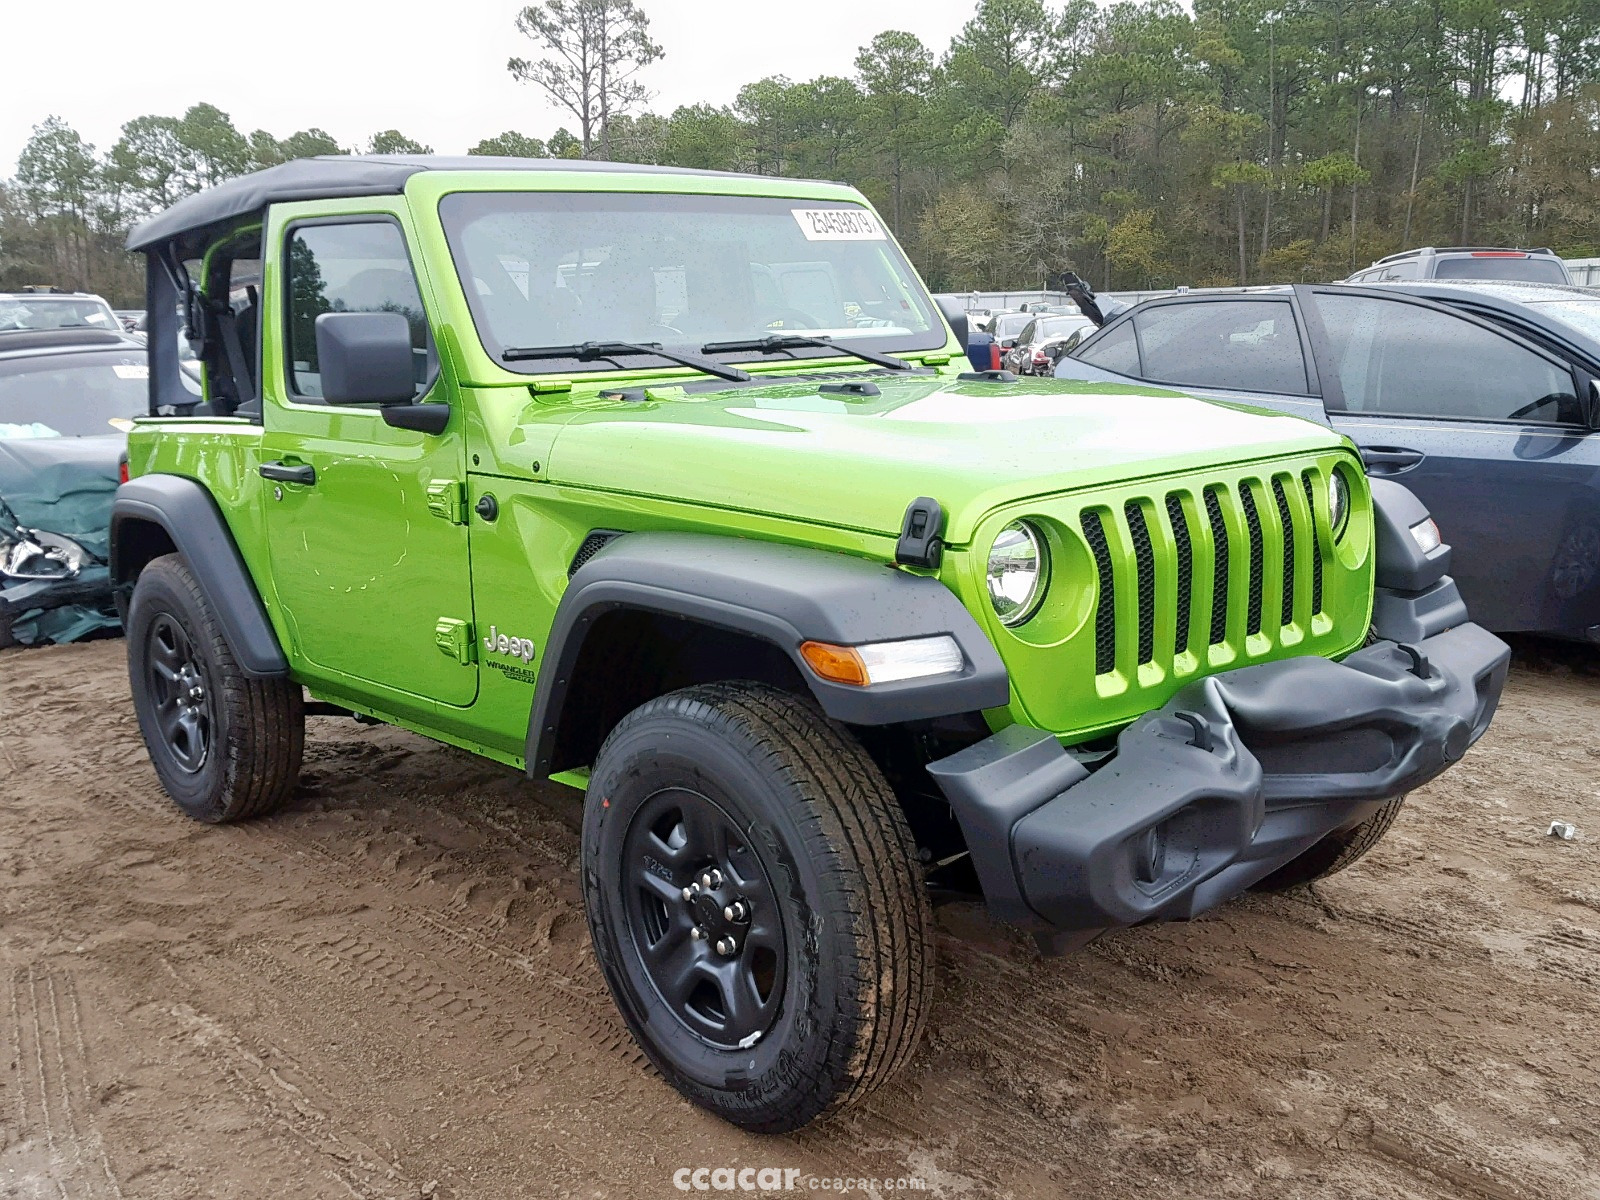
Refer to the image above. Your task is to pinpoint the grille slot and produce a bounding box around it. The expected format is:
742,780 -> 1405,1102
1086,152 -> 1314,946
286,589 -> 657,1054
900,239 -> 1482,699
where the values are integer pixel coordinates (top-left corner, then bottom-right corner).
1240,484 -> 1265,636
1125,501 -> 1157,664
1166,493 -> 1193,656
1271,477 -> 1297,628
1203,488 -> 1230,645
568,530 -> 622,577
1302,471 -> 1325,615
1082,510 -> 1117,675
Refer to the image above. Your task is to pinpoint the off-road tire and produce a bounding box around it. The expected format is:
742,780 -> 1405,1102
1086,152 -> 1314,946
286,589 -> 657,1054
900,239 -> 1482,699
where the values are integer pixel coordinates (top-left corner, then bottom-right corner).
582,682 -> 933,1133
127,553 -> 303,823
1251,796 -> 1407,892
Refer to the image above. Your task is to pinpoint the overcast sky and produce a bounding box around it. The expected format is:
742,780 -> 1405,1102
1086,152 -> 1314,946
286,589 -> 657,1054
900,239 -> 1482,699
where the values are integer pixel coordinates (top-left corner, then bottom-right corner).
4,0 -> 984,172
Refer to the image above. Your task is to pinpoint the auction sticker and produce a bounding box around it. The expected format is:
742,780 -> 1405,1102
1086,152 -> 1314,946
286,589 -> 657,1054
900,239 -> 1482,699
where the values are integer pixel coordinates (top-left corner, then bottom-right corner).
113,364 -> 149,379
792,208 -> 886,241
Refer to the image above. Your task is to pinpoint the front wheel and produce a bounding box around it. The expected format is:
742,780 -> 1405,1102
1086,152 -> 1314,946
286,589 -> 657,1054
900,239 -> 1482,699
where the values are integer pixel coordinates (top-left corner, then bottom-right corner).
1251,796 -> 1407,892
582,682 -> 934,1132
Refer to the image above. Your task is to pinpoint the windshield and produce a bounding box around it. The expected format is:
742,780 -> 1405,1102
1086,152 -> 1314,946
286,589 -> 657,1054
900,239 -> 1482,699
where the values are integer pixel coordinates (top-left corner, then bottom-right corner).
1531,299 -> 1600,342
0,350 -> 148,437
1033,316 -> 1090,341
990,314 -> 1032,339
439,192 -> 943,373
0,297 -> 118,332
1434,256 -> 1569,284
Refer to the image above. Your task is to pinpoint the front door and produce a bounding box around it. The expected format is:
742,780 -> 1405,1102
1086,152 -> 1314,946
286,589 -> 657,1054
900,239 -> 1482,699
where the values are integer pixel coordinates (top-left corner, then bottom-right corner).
259,207 -> 477,706
1298,285 -> 1600,636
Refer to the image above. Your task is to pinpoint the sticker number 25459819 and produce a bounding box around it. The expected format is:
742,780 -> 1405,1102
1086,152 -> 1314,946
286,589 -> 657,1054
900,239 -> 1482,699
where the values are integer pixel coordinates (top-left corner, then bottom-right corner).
791,208 -> 887,241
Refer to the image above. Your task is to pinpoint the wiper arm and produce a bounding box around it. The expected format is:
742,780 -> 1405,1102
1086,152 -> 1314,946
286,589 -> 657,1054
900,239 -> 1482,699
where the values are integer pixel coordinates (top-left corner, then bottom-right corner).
699,334 -> 912,371
501,340 -> 750,383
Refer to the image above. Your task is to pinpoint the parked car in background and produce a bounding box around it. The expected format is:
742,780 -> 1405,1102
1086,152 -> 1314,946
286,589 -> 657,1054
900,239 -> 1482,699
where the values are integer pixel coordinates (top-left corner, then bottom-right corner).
0,329 -> 154,646
115,309 -> 147,332
1001,313 -> 1097,375
1058,280 -> 1600,642
0,291 -> 122,334
1347,246 -> 1572,285
984,310 -> 1034,349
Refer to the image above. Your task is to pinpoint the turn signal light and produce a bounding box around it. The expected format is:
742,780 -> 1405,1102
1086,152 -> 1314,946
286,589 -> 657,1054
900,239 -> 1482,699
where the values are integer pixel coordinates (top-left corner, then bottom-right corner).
800,636 -> 965,687
800,641 -> 870,686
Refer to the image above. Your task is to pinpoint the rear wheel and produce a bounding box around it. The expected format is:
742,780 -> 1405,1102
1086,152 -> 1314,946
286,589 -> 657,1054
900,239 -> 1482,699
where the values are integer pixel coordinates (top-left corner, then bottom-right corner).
1251,797 -> 1407,891
127,554 -> 304,823
582,682 -> 933,1132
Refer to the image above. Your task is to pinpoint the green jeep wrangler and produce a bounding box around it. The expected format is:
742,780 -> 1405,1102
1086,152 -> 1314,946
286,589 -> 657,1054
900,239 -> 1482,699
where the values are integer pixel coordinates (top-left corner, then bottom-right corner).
113,156 -> 1510,1133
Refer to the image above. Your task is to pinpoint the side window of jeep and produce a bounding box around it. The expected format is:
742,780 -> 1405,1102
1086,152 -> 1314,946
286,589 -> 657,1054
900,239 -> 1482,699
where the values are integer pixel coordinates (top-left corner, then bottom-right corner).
285,220 -> 432,401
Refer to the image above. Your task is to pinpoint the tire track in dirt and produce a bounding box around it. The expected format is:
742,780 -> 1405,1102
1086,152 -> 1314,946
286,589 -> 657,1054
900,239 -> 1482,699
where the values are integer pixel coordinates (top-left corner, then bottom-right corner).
4,967 -> 123,1200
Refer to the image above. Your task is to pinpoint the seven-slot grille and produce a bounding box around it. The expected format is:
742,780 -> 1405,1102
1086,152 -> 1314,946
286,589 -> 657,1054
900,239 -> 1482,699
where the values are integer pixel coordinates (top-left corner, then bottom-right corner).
1082,469 -> 1329,678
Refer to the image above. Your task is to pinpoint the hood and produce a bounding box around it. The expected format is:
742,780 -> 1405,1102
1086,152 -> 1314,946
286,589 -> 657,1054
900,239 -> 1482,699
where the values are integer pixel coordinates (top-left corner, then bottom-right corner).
543,374 -> 1350,543
0,434 -> 123,560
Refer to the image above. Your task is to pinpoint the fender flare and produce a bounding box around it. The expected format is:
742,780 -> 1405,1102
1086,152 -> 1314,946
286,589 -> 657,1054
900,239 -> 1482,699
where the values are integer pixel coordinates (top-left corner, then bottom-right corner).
525,532 -> 1009,776
110,474 -> 288,677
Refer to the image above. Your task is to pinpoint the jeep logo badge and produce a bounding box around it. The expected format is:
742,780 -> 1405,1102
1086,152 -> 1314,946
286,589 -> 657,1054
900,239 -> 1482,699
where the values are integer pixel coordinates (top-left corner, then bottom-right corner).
484,625 -> 536,664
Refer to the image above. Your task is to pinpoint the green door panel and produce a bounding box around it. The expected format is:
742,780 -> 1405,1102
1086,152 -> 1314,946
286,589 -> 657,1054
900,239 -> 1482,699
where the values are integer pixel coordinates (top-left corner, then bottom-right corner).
258,199 -> 478,707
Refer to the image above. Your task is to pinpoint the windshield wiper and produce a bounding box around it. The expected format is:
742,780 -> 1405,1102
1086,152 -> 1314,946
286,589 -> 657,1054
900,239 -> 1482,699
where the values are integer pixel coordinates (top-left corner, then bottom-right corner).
699,333 -> 912,371
501,340 -> 750,383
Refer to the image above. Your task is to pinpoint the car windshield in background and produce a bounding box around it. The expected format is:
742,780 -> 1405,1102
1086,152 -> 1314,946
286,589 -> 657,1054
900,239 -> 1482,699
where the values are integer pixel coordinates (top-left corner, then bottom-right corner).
0,351 -> 148,437
0,297 -> 118,332
1530,299 -> 1600,341
1035,316 -> 1089,340
439,192 -> 942,373
1432,256 -> 1569,283
990,314 -> 1032,339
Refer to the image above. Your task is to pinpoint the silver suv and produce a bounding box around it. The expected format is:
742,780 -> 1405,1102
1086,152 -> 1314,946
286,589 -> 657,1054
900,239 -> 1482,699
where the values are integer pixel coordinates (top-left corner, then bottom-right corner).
1347,246 -> 1572,285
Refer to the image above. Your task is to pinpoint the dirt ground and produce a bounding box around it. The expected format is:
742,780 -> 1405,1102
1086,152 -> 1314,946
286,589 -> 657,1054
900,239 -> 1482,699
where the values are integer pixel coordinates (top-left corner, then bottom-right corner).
1,638 -> 1597,1200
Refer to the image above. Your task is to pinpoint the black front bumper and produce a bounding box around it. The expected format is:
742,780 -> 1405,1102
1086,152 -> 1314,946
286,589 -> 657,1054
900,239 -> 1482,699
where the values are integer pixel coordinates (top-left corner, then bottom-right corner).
926,622 -> 1510,947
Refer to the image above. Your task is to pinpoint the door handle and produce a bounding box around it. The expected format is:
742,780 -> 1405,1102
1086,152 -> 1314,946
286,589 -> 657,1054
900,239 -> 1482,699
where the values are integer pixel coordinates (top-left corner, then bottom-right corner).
1359,446 -> 1424,475
259,461 -> 316,485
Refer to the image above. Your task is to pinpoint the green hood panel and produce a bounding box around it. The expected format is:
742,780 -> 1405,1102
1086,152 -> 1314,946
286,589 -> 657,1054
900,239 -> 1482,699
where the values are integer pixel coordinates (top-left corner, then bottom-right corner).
537,375 -> 1350,543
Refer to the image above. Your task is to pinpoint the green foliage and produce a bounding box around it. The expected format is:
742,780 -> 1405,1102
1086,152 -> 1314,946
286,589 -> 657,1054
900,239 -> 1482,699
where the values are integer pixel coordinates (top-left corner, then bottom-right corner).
469,131 -> 550,157
368,130 -> 433,155
8,0 -> 1600,303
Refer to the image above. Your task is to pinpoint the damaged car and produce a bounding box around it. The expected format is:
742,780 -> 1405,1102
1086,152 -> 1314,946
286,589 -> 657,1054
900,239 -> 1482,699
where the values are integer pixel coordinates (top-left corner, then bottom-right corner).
0,329 -> 152,647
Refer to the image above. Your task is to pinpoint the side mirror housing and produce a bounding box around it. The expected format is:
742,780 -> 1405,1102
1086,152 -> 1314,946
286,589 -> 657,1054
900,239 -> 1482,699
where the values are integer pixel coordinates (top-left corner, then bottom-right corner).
1000,338 -> 1017,350
935,295 -> 968,347
314,312 -> 417,406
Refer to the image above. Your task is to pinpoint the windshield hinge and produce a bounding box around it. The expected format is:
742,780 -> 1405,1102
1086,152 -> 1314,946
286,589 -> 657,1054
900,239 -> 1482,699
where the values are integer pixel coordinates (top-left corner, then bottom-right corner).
426,479 -> 468,525
527,379 -> 573,397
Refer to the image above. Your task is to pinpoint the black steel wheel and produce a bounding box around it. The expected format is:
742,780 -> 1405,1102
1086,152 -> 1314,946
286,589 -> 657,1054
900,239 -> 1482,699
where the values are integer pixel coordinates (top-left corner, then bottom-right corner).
583,682 -> 933,1133
144,612 -> 214,774
623,788 -> 785,1050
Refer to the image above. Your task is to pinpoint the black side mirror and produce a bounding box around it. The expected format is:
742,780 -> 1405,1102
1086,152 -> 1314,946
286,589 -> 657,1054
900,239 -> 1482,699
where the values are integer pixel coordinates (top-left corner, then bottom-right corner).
314,312 -> 417,406
935,295 -> 968,346
1000,338 -> 1017,350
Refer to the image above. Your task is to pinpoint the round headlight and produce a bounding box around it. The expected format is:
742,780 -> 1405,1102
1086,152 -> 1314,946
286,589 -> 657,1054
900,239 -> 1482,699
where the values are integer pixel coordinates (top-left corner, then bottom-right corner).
987,521 -> 1048,626
1328,471 -> 1350,539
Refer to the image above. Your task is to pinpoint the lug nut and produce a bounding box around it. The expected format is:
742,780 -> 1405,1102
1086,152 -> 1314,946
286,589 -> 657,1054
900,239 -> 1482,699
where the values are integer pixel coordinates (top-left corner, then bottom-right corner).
715,936 -> 737,956
690,926 -> 705,940
681,886 -> 695,901
699,869 -> 723,889
723,901 -> 748,922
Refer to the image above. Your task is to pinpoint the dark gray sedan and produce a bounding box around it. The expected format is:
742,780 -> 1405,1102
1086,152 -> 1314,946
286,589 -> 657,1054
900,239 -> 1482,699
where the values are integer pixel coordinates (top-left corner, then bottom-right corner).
1057,280 -> 1600,642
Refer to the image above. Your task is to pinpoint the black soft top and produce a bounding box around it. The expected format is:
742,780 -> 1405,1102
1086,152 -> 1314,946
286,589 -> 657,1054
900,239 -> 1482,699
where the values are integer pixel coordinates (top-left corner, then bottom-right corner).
125,155 -> 764,257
